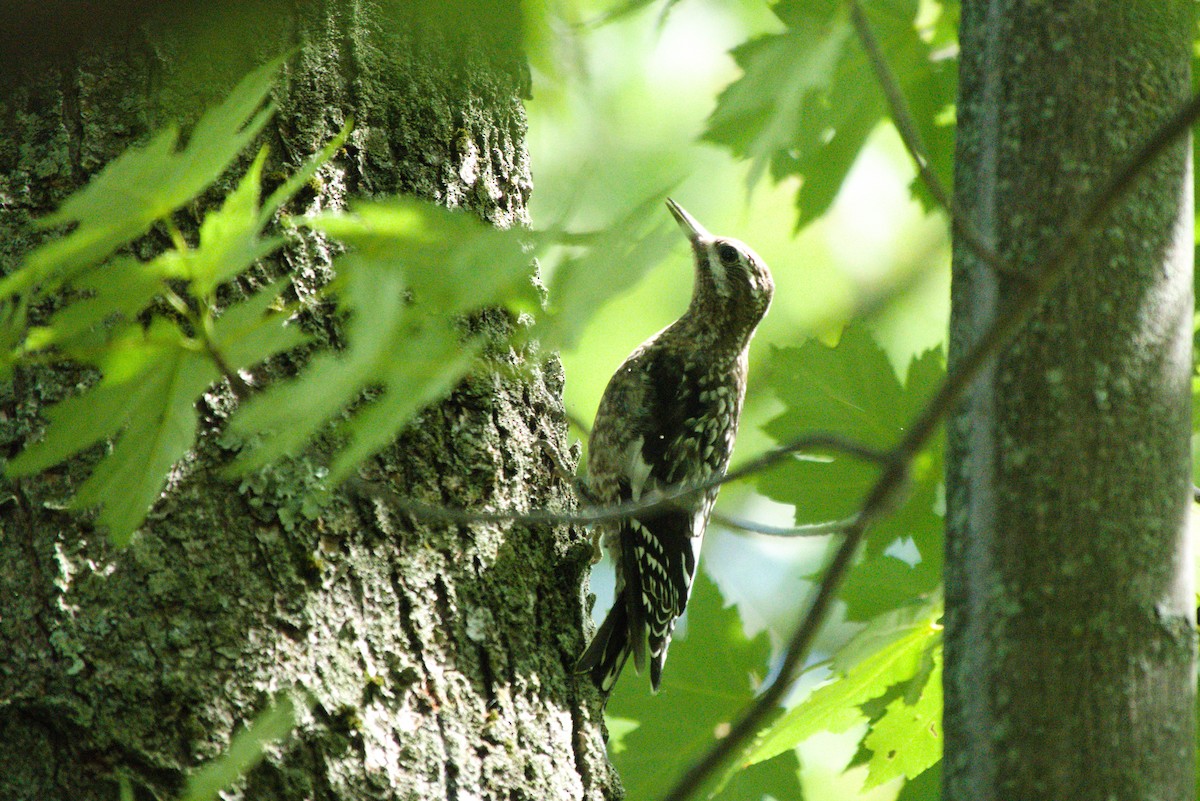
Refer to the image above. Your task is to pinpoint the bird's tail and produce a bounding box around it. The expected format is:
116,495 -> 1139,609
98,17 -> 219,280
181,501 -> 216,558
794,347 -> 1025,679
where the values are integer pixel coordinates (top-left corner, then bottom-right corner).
575,601 -> 632,695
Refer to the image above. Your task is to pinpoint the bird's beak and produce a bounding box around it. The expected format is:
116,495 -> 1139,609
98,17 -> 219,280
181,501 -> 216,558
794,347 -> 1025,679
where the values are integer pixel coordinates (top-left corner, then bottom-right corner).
665,198 -> 710,244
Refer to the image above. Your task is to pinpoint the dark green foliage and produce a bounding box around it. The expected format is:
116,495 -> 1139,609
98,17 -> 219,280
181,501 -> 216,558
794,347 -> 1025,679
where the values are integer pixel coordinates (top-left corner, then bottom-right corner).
727,327 -> 944,795
895,761 -> 941,801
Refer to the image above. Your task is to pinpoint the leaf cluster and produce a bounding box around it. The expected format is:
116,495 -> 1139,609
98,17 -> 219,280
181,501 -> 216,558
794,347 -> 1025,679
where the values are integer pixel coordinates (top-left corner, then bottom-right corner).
705,0 -> 956,230
759,329 -> 944,622
0,61 -> 678,544
3,59 -> 304,544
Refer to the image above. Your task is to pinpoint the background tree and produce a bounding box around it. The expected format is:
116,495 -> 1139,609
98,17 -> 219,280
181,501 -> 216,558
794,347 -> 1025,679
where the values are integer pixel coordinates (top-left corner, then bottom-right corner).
945,2 -> 1194,798
0,2 -> 618,799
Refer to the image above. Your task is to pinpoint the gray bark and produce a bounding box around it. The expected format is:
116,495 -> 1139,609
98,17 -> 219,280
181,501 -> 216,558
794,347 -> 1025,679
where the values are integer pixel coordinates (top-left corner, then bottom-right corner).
945,3 -> 1194,799
0,3 -> 616,800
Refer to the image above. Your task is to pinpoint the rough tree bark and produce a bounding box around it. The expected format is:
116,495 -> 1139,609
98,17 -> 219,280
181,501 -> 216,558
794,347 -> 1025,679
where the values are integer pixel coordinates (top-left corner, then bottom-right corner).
0,3 -> 617,799
945,3 -> 1194,799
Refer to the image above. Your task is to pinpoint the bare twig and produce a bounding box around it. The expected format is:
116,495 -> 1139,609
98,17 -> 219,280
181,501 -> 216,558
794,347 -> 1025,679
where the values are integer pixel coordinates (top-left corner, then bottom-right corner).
657,86 -> 1200,801
564,409 -> 593,440
348,432 -> 889,529
203,338 -> 254,402
564,408 -> 858,538
712,511 -> 857,538
847,0 -> 1001,273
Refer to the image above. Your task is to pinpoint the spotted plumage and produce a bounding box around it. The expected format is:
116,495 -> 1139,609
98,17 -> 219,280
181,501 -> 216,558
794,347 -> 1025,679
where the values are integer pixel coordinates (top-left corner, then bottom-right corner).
576,199 -> 774,694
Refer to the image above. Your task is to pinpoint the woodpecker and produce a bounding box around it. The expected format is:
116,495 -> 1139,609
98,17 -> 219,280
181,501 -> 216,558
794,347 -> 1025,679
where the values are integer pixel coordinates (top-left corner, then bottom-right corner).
576,199 -> 774,694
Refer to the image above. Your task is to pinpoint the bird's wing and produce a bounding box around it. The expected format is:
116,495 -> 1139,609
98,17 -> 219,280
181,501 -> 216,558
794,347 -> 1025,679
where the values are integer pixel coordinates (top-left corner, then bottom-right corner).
610,349 -> 707,680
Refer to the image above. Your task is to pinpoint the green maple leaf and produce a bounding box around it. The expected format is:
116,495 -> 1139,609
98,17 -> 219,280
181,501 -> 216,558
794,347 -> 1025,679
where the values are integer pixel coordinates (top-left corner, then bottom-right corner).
745,597 -> 941,766
758,328 -> 944,619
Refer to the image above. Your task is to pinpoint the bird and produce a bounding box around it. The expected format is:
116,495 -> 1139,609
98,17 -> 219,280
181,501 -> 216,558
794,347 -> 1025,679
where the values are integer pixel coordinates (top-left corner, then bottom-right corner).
575,198 -> 774,694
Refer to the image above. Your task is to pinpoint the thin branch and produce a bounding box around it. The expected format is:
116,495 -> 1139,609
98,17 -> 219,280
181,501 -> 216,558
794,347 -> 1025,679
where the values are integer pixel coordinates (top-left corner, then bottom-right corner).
347,432 -> 889,529
727,434 -> 891,484
564,409 -> 593,440
570,405 -> 859,539
658,87 -> 1200,801
847,0 -> 1002,273
204,340 -> 254,402
712,511 -> 857,538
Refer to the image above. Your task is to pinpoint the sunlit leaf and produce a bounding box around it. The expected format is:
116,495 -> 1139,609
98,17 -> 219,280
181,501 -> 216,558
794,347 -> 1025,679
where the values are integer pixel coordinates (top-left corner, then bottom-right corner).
178,147 -> 281,297
706,6 -> 852,189
605,716 -> 640,755
326,321 -> 479,482
176,118 -> 351,297
72,339 -> 216,544
211,280 -> 307,371
228,200 -> 526,480
745,597 -> 941,766
706,0 -> 955,229
536,195 -> 679,351
22,256 -> 165,353
304,199 -> 539,315
233,194 -> 683,479
831,593 -> 941,673
229,259 -> 412,472
7,321 -> 219,544
862,649 -> 942,789
260,120 -> 352,228
20,121 -> 342,359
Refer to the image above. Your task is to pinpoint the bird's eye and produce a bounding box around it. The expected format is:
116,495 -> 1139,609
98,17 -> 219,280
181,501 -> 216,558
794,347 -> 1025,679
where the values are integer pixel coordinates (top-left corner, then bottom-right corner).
716,243 -> 740,266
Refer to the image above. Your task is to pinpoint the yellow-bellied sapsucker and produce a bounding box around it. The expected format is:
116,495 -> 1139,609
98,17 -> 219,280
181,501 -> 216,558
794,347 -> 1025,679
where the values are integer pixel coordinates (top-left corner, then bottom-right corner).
576,199 -> 774,694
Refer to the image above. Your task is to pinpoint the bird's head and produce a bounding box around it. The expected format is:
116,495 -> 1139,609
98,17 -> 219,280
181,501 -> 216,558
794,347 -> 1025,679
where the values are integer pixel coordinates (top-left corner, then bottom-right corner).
666,198 -> 774,334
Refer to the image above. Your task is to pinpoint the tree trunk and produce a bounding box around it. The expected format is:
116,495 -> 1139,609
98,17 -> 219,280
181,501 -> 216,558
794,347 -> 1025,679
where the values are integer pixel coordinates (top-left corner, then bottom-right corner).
945,3 -> 1194,799
0,3 -> 616,800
